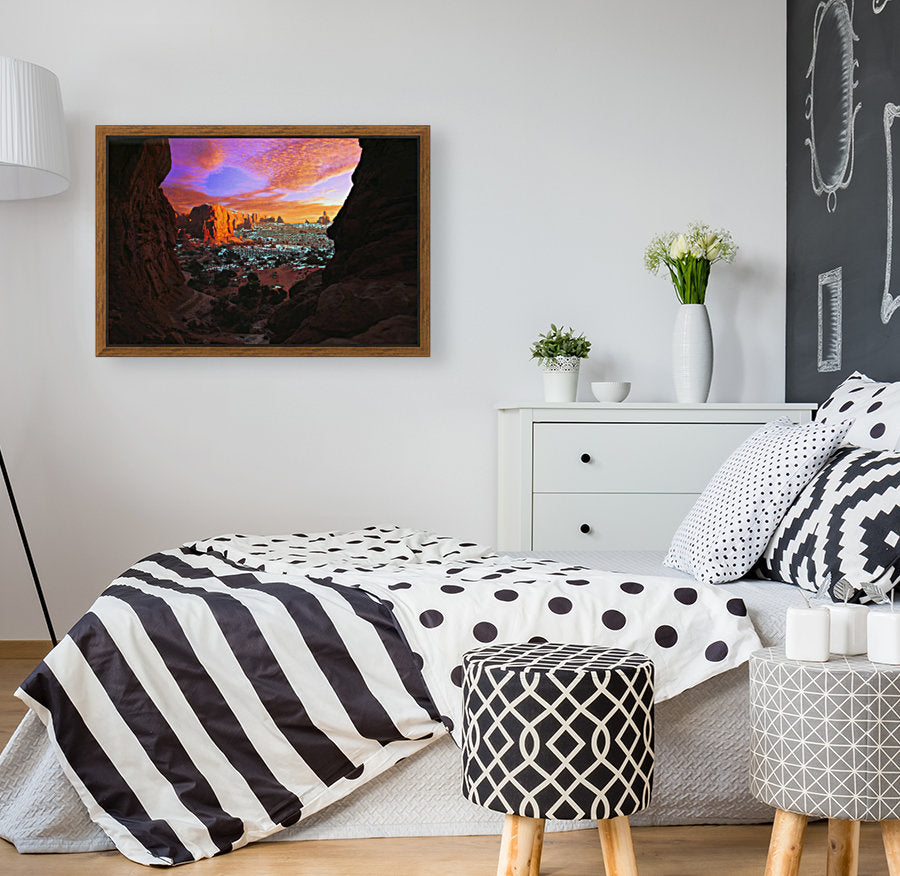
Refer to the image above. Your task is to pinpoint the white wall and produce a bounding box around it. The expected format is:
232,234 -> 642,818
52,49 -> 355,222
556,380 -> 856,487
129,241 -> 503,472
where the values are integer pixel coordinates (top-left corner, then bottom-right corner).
0,0 -> 786,638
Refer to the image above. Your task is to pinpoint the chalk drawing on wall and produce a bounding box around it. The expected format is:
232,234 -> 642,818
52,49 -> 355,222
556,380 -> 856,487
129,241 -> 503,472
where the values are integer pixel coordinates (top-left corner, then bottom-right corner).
873,0 -> 894,13
817,267 -> 843,371
805,0 -> 860,212
881,103 -> 900,323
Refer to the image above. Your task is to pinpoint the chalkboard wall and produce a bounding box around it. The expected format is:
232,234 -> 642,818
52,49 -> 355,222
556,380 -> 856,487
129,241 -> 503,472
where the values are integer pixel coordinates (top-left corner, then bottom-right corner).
787,0 -> 900,402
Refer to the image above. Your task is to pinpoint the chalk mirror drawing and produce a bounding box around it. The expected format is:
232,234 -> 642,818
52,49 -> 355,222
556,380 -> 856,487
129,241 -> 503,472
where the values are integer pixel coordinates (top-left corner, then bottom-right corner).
880,103 -> 900,323
787,0 -> 900,399
805,0 -> 860,212
817,267 -> 843,371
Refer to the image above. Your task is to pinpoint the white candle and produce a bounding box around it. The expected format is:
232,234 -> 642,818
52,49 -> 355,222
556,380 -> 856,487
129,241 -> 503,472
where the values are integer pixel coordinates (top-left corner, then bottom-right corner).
785,606 -> 830,662
868,610 -> 900,664
828,604 -> 869,655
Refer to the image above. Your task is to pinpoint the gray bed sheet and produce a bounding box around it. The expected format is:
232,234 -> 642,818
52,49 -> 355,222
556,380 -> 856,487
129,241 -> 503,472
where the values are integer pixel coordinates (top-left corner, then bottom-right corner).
0,551 -> 800,853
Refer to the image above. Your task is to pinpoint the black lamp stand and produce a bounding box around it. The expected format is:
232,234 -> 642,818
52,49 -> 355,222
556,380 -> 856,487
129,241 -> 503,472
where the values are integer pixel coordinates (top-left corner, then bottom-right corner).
0,447 -> 56,646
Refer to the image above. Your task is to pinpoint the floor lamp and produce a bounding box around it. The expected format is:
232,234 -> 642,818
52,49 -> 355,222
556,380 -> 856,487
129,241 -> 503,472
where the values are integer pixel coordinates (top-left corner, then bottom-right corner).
0,57 -> 70,646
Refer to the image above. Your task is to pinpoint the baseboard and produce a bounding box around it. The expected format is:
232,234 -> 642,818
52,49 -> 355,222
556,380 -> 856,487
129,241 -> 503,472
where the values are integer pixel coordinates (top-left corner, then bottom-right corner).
0,640 -> 53,659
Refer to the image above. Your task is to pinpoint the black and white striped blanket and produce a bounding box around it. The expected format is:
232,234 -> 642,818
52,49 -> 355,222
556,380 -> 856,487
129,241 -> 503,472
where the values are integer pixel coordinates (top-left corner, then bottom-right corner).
16,527 -> 761,866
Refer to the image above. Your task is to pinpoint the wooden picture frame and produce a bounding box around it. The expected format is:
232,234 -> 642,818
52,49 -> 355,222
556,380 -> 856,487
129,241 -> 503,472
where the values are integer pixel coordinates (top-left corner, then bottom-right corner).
96,125 -> 429,356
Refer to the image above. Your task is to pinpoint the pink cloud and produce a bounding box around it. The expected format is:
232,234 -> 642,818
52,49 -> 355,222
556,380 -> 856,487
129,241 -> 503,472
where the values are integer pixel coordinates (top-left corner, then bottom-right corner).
162,137 -> 362,220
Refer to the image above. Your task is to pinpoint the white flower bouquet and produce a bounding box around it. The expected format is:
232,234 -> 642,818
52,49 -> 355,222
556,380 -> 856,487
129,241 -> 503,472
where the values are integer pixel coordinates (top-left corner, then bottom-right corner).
644,221 -> 737,304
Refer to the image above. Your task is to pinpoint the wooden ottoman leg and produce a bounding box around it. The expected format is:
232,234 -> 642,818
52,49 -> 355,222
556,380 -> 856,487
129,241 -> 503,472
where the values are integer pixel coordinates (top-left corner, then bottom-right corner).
497,814 -> 544,876
597,815 -> 639,876
765,809 -> 808,876
826,819 -> 859,876
882,820 -> 900,876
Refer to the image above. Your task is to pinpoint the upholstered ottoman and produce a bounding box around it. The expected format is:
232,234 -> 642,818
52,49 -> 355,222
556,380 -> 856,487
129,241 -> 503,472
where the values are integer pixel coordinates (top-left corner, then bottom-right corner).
461,642 -> 655,876
750,647 -> 900,876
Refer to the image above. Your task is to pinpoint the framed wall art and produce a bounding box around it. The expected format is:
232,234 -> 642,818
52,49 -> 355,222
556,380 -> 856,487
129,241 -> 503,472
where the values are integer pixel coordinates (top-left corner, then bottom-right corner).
96,125 -> 429,356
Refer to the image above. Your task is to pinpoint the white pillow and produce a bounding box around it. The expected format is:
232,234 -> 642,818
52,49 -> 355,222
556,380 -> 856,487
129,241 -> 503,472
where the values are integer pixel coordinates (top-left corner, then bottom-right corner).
816,371 -> 900,451
664,417 -> 850,584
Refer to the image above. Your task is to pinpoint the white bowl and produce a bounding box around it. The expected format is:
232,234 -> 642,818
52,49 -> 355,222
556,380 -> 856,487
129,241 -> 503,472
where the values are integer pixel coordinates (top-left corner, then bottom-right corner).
591,381 -> 631,403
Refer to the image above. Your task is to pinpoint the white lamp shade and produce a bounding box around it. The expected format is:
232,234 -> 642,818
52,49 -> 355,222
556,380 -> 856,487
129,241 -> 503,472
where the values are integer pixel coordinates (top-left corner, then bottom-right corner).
0,57 -> 69,200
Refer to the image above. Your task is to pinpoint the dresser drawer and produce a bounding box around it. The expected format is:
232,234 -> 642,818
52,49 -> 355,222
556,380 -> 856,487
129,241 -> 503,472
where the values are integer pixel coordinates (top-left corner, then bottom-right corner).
532,422 -> 757,494
532,492 -> 697,551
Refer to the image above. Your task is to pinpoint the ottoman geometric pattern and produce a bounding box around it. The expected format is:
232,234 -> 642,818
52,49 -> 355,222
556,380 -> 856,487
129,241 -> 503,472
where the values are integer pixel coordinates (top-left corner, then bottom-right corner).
750,648 -> 900,822
750,647 -> 900,876
461,642 -> 655,821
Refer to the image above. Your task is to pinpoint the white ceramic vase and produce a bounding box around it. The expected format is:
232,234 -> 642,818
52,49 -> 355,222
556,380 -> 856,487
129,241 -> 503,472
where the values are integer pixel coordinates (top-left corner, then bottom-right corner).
541,356 -> 581,402
672,303 -> 713,403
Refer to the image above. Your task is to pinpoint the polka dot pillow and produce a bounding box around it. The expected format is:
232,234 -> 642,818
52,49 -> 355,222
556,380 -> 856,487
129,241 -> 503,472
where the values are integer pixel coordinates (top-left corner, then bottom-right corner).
816,371 -> 900,450
664,417 -> 851,584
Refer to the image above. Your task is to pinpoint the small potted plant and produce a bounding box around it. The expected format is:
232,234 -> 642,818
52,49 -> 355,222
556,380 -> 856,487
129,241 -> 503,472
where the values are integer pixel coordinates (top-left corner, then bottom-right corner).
530,323 -> 592,402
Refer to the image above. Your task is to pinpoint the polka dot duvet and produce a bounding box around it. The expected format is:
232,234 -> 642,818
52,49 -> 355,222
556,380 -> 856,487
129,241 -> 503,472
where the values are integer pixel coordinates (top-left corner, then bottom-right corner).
15,526 -> 761,866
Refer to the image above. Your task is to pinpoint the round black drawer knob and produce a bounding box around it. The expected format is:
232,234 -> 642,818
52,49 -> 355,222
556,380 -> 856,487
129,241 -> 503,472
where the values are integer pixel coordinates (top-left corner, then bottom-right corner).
580,453 -> 591,463
580,523 -> 591,534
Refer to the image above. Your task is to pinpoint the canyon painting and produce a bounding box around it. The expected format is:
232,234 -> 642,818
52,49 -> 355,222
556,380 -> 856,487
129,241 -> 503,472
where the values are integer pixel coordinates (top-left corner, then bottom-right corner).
96,126 -> 429,356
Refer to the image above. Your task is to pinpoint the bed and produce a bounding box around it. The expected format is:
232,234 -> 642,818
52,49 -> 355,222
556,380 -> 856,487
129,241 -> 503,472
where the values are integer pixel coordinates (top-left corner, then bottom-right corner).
0,533 -> 789,864
3,372 -> 900,866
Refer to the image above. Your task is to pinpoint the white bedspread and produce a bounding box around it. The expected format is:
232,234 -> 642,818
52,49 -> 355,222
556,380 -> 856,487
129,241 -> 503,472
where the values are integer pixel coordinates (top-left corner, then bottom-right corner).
191,533 -> 762,745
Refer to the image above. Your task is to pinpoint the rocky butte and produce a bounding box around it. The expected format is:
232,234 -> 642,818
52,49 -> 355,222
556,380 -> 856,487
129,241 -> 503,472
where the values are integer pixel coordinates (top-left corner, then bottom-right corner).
234,212 -> 257,231
186,203 -> 244,244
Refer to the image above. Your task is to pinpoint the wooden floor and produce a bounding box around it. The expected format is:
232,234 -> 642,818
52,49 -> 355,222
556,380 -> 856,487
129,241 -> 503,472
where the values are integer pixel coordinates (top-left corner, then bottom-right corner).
0,644 -> 893,874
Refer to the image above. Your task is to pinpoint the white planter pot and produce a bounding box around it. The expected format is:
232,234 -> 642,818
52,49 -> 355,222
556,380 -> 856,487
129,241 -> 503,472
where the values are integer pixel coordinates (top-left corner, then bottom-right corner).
672,303 -> 713,403
540,356 -> 581,402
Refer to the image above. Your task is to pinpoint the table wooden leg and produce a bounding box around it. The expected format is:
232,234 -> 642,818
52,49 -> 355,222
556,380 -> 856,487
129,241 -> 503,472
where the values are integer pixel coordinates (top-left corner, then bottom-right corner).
765,809 -> 808,876
826,819 -> 859,876
496,813 -> 544,876
597,815 -> 639,876
882,820 -> 900,876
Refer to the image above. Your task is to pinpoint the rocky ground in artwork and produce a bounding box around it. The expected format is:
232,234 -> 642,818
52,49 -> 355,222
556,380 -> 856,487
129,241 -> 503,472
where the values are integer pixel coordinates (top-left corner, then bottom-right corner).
172,223 -> 334,344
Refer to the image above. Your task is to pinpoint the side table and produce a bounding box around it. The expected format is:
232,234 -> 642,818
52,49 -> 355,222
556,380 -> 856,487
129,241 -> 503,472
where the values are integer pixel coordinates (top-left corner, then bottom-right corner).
749,647 -> 900,876
461,642 -> 655,876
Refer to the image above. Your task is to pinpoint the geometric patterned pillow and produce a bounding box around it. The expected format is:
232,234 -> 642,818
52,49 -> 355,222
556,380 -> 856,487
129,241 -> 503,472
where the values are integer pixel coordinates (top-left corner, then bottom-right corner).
664,417 -> 850,585
756,447 -> 900,602
816,371 -> 900,451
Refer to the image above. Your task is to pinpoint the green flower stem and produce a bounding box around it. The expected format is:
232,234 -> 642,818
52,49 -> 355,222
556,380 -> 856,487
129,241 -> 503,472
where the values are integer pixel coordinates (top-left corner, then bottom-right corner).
666,264 -> 681,303
663,255 -> 712,304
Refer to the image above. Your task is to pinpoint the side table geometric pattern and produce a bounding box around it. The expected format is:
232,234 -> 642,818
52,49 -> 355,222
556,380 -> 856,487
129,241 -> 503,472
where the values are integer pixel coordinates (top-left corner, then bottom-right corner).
750,647 -> 900,875
461,642 -> 654,876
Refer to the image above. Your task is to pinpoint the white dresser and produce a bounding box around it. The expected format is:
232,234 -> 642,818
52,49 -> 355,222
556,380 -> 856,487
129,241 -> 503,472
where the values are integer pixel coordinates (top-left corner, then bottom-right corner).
497,403 -> 817,551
